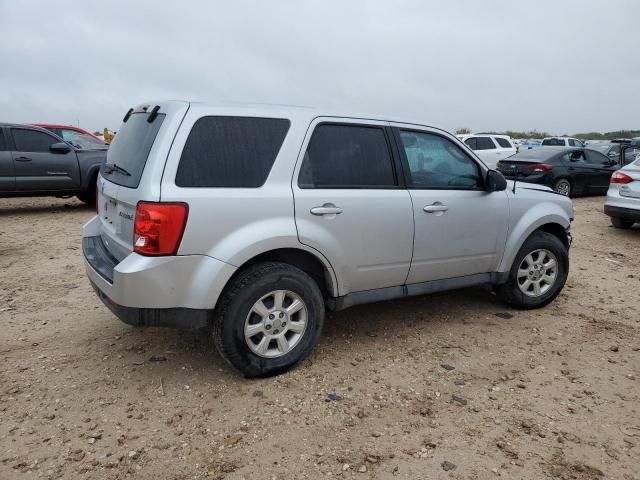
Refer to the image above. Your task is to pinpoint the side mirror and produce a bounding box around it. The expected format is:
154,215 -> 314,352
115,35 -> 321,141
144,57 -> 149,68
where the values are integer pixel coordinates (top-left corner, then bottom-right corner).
486,169 -> 507,192
50,142 -> 71,154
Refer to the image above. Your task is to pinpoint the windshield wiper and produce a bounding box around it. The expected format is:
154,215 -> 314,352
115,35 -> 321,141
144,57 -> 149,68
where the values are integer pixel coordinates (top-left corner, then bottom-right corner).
103,163 -> 131,176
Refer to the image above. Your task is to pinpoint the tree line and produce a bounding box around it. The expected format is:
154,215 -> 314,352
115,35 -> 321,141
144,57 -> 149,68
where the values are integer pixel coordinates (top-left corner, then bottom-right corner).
454,128 -> 640,140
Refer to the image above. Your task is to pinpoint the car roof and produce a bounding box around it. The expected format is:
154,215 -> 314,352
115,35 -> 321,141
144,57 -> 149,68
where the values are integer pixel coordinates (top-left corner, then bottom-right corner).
32,123 -> 86,130
142,100 -> 449,133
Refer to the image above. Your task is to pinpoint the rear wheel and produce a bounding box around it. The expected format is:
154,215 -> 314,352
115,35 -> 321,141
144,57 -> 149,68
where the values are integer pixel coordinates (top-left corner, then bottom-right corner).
495,231 -> 568,309
77,175 -> 98,205
553,178 -> 571,196
610,217 -> 634,229
212,262 -> 324,377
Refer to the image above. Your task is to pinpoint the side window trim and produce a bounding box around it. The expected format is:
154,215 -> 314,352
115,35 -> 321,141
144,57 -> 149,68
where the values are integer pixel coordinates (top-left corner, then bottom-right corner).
391,127 -> 486,191
297,121 -> 402,190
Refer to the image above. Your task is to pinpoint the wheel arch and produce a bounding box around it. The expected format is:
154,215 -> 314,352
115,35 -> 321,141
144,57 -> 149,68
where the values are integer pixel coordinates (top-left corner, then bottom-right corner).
498,210 -> 570,273
225,247 -> 339,299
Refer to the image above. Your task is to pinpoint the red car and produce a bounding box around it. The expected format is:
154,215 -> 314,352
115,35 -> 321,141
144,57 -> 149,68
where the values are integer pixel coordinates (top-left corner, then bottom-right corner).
31,124 -> 101,142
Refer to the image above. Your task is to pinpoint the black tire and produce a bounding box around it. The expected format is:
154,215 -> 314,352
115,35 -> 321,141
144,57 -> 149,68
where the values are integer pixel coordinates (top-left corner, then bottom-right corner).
212,262 -> 325,377
77,177 -> 97,205
553,178 -> 572,197
495,231 -> 568,310
610,217 -> 634,229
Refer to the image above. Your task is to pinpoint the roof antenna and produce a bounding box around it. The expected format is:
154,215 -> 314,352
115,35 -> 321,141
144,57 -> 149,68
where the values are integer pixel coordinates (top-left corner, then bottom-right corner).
512,166 -> 518,194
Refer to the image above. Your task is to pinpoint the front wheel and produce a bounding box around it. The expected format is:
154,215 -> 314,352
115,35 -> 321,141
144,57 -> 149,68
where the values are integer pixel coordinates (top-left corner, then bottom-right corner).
212,262 -> 325,377
495,231 -> 568,309
610,217 -> 634,229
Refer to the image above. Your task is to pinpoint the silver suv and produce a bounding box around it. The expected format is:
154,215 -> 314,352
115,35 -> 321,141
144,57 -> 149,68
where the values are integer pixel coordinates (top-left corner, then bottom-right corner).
83,101 -> 573,377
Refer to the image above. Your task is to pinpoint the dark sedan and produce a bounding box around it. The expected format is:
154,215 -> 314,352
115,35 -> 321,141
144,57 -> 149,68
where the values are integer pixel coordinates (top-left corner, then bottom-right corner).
496,147 -> 619,197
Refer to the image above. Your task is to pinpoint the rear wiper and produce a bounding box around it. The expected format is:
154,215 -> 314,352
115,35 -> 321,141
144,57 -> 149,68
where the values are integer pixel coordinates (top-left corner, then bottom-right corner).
103,163 -> 131,176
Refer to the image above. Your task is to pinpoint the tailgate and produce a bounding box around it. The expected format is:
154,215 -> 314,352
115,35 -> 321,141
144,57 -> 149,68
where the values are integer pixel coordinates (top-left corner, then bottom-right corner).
96,101 -> 190,262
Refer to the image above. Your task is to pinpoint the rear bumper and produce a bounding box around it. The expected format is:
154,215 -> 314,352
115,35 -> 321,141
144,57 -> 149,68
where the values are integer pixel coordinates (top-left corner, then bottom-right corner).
82,216 -> 237,327
604,205 -> 640,222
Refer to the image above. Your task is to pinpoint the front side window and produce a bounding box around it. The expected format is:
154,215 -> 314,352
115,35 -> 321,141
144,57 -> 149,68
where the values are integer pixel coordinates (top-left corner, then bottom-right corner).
464,137 -> 477,149
584,149 -> 609,164
298,124 -> 396,188
11,129 -> 58,153
495,137 -> 513,148
568,139 -> 576,146
399,130 -> 481,189
176,116 -> 289,188
475,137 -> 496,150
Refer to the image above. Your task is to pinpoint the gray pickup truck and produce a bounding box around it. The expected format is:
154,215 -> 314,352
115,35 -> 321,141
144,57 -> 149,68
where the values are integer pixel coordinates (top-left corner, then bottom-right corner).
0,123 -> 106,204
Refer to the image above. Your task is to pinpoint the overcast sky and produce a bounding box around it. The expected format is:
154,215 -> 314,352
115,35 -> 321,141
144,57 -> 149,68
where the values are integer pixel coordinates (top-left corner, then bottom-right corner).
1,1 -> 639,135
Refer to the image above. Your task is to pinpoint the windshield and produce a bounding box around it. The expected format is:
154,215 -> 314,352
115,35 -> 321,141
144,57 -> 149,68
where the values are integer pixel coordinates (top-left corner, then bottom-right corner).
101,111 -> 165,188
68,133 -> 108,150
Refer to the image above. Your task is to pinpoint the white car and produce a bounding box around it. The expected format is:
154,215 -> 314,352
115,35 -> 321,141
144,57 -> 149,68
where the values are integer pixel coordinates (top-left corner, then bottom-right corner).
604,146 -> 640,229
541,137 -> 584,148
457,134 -> 517,168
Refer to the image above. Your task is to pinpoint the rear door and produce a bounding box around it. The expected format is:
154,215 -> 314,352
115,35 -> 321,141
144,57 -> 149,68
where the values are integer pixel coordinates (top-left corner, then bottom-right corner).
10,127 -> 80,191
0,128 -> 15,192
584,149 -> 618,192
393,126 -> 508,283
293,119 -> 413,294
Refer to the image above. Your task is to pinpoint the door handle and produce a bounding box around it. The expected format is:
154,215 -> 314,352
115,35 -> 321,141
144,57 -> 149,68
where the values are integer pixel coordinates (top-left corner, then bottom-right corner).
310,204 -> 343,216
15,156 -> 32,162
424,204 -> 449,213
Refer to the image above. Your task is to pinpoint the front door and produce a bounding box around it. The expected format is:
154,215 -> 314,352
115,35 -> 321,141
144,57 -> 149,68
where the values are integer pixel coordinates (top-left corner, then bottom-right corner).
393,126 -> 509,283
0,128 -> 14,192
10,127 -> 80,191
584,149 -> 618,193
293,120 -> 414,295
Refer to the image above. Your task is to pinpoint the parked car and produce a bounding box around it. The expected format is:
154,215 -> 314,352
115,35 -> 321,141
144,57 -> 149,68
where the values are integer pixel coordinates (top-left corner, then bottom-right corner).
83,101 -> 573,377
32,124 -> 101,142
586,142 -> 640,166
541,137 -> 584,147
496,146 -> 619,196
457,134 -> 517,168
604,139 -> 640,228
0,123 -> 105,203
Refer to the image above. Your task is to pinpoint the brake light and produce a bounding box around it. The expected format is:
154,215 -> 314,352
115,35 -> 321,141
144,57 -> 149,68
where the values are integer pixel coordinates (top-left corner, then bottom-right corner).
133,202 -> 189,256
531,163 -> 553,173
496,161 -> 503,169
610,172 -> 633,184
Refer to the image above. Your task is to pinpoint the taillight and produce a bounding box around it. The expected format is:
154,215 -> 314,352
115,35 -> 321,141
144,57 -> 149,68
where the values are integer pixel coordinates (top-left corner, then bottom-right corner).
531,163 -> 553,173
610,172 -> 633,184
133,202 -> 189,256
496,161 -> 503,169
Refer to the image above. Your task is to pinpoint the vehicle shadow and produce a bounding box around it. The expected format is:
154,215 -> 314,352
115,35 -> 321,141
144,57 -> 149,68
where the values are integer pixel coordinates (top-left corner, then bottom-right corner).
0,200 -> 93,216
118,284 -> 503,382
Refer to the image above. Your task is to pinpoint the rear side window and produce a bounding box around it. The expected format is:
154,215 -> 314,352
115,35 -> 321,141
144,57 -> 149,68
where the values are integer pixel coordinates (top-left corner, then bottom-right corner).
298,124 -> 396,188
475,137 -> 496,150
176,116 -> 289,188
11,129 -> 58,152
102,112 -> 166,188
495,137 -> 512,148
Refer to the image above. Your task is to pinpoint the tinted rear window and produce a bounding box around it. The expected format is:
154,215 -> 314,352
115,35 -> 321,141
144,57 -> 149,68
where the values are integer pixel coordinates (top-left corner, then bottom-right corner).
495,137 -> 512,148
176,116 -> 289,188
101,112 -> 165,188
298,124 -> 396,188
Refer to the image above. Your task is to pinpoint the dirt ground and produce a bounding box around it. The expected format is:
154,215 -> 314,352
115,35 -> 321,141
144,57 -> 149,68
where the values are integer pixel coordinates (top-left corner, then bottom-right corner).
0,195 -> 638,480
